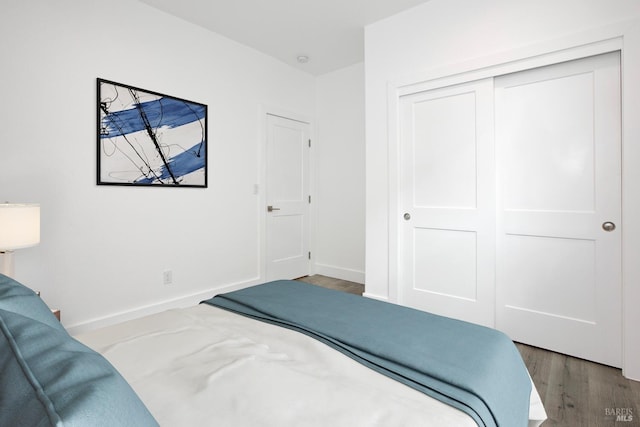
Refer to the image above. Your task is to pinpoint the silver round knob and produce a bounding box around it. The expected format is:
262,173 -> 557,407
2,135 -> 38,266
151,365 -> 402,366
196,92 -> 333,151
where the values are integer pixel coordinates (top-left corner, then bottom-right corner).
602,221 -> 616,232
403,213 -> 411,221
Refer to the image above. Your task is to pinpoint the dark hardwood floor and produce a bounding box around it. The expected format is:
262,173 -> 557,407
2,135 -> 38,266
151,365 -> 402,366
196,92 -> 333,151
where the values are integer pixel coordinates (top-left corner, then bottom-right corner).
297,274 -> 365,296
297,275 -> 640,427
518,343 -> 640,426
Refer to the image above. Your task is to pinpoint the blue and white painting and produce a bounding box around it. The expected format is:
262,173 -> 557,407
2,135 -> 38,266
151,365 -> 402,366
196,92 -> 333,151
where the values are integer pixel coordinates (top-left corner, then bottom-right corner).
97,79 -> 207,187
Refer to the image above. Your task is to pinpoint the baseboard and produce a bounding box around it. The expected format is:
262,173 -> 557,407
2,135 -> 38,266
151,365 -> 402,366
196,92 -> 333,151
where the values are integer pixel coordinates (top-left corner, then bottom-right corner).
313,263 -> 365,284
362,292 -> 389,302
67,277 -> 261,336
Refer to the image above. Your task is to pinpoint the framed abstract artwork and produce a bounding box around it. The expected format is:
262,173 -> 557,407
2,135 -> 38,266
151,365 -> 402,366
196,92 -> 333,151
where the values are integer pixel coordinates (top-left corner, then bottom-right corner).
97,78 -> 207,187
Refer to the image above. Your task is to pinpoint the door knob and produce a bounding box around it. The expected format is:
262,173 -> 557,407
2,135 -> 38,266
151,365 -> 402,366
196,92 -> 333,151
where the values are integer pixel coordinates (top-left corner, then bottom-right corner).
403,213 -> 411,220
602,221 -> 616,232
267,205 -> 280,212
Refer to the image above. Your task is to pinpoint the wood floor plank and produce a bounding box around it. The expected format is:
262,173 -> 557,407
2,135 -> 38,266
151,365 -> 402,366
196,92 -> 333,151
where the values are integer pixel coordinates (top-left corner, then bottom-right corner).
516,342 -> 640,427
297,274 -> 364,295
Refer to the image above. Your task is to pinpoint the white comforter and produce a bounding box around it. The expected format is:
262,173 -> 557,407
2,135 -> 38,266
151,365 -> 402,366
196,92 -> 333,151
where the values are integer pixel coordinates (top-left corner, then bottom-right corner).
76,305 -> 547,427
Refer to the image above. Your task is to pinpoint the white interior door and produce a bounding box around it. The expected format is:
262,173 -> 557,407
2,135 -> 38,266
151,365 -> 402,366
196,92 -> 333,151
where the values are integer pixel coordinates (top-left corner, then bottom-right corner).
399,79 -> 495,328
265,114 -> 310,281
494,52 -> 622,367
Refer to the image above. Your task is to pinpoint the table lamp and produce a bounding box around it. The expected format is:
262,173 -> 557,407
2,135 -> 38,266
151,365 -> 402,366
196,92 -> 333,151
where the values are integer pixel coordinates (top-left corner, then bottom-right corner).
0,203 -> 40,278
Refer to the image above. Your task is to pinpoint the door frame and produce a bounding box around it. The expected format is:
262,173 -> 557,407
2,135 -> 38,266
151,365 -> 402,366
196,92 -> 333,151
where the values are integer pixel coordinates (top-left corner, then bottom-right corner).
386,20 -> 640,380
259,105 -> 314,282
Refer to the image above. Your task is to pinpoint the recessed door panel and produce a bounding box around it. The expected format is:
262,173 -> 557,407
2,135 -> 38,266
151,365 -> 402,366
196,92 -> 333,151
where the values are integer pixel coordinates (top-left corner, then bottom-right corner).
501,72 -> 595,212
503,234 -> 596,323
412,92 -> 477,209
271,126 -> 304,202
413,228 -> 477,301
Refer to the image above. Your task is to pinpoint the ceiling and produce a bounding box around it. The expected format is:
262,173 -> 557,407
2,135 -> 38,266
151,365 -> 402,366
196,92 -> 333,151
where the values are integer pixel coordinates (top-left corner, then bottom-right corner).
138,0 -> 431,75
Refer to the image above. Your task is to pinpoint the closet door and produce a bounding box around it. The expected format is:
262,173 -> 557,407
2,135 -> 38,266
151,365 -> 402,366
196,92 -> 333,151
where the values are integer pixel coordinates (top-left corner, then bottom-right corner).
494,52 -> 622,367
398,79 -> 495,327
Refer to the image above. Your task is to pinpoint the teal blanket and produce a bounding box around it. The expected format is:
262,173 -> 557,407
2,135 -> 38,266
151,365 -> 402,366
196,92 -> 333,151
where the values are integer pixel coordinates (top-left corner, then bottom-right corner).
203,280 -> 531,427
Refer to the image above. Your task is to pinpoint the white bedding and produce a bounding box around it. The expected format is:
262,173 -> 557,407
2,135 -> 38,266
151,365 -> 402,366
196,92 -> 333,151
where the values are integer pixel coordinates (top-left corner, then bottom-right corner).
75,304 -> 547,427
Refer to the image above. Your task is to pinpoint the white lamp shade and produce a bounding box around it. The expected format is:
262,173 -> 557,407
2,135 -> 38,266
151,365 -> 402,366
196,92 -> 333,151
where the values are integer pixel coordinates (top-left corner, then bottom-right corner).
0,203 -> 40,251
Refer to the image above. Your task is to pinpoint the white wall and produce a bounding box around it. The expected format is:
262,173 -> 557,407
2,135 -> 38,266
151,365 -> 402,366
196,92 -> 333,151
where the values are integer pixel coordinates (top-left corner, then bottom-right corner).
364,0 -> 640,379
0,0 -> 315,332
314,63 -> 365,283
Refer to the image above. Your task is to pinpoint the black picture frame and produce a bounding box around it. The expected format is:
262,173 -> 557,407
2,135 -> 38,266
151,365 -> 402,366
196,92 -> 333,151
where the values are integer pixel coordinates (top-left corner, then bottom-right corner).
97,78 -> 207,187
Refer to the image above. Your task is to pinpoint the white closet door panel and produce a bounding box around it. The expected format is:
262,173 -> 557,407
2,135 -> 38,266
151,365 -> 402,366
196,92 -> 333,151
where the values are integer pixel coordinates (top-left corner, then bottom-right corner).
399,79 -> 495,328
495,51 -> 621,367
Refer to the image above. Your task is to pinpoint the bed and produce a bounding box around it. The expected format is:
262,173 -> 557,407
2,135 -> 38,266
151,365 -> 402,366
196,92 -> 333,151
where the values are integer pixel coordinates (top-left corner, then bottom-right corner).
0,274 -> 547,426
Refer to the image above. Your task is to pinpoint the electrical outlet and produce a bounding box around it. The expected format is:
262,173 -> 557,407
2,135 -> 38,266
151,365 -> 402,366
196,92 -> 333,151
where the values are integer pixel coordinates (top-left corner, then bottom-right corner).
162,270 -> 173,285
